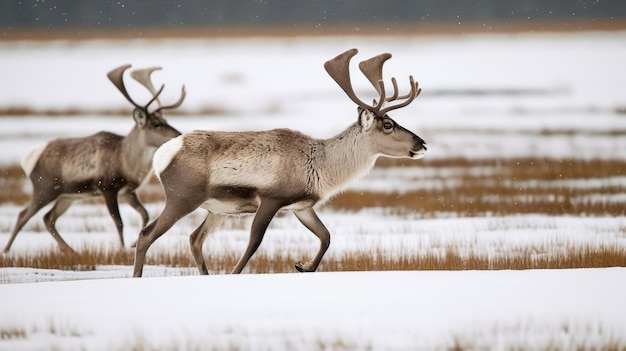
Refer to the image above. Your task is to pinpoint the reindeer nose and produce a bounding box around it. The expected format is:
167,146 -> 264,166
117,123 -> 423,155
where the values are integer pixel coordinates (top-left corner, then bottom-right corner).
416,136 -> 427,151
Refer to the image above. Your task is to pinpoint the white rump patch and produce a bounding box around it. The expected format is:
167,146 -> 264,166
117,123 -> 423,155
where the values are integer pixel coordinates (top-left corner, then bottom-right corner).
152,135 -> 183,181
21,143 -> 47,176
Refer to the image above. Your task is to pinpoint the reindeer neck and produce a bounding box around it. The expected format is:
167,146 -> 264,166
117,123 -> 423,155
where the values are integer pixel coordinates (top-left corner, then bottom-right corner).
120,126 -> 156,183
312,123 -> 377,199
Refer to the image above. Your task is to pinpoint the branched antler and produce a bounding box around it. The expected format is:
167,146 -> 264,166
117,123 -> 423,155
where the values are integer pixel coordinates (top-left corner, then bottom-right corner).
107,64 -> 185,114
325,48 -> 421,117
131,66 -> 162,105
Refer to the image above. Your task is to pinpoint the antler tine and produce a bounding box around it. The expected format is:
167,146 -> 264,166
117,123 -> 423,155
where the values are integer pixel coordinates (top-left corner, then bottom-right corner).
374,80 -> 386,111
143,84 -> 164,111
130,66 -> 162,105
107,64 -> 143,110
389,77 -> 415,101
154,85 -> 187,113
324,48 -> 377,113
358,53 -> 392,97
378,76 -> 422,116
386,77 -> 399,102
360,55 -> 411,104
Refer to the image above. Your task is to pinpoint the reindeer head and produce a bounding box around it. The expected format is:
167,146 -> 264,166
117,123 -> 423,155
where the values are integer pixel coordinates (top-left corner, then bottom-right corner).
107,64 -> 184,147
324,48 -> 427,159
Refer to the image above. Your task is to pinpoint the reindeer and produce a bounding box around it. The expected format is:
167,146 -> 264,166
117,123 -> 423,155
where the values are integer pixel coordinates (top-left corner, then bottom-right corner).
132,48 -> 427,277
2,65 -> 185,254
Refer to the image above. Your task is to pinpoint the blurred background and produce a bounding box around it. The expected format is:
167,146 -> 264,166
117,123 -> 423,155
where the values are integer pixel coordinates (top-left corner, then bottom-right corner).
2,0 -> 626,38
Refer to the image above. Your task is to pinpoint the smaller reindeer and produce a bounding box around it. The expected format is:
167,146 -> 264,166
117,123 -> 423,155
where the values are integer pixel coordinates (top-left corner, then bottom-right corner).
3,65 -> 185,254
132,48 -> 427,277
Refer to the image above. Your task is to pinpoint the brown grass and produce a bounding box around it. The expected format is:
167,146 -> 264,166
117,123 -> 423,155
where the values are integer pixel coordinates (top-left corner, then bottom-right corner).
3,157 -> 625,216
0,105 -> 230,118
2,243 -> 625,273
329,157 -> 626,216
0,164 -> 30,205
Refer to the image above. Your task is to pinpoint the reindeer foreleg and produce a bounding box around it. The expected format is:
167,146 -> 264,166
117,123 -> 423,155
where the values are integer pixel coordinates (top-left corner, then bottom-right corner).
293,208 -> 330,272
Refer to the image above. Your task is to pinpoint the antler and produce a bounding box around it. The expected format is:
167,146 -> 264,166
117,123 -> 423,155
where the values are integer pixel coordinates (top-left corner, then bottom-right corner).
131,66 -> 186,113
325,49 -> 421,117
358,53 -> 391,97
107,64 -> 185,113
154,85 -> 186,114
131,66 -> 162,105
107,64 -> 164,111
324,49 -> 384,115
359,53 -> 421,116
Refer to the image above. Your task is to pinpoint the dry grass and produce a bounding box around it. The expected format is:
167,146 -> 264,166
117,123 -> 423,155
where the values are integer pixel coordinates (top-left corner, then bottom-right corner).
0,105 -> 229,118
2,243 -> 625,273
3,157 -> 625,216
330,157 -> 626,217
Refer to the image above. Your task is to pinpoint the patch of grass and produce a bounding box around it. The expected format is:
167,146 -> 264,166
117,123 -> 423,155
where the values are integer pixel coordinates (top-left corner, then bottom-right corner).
329,245 -> 626,271
0,106 -> 129,117
2,242 -> 624,274
2,158 -> 625,217
449,321 -> 626,351
0,325 -> 27,340
0,105 -> 232,118
0,164 -> 30,205
0,319 -> 89,343
375,157 -> 626,180
331,157 -> 626,216
330,186 -> 626,217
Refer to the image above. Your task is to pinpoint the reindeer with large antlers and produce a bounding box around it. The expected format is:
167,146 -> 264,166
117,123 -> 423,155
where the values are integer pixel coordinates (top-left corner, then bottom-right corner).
3,65 -> 185,254
132,48 -> 427,276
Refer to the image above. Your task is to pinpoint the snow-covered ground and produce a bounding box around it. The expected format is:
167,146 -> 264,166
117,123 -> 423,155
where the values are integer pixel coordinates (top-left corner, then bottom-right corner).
1,31 -> 626,349
2,268 -> 625,350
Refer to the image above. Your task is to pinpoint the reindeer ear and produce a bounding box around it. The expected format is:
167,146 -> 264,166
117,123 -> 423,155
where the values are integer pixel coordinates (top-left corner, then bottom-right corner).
133,109 -> 148,128
358,107 -> 375,131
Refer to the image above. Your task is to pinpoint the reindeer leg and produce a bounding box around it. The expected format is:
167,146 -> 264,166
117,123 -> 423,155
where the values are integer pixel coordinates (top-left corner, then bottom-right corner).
102,191 -> 125,248
122,192 -> 149,228
3,190 -> 58,253
133,193 -> 208,277
120,192 -> 149,248
293,208 -> 331,272
43,196 -> 78,254
231,199 -> 282,274
189,212 -> 227,275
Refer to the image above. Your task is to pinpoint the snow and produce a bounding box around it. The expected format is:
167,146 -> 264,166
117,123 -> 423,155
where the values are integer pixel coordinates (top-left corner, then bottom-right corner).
1,31 -> 626,349
1,269 -> 625,350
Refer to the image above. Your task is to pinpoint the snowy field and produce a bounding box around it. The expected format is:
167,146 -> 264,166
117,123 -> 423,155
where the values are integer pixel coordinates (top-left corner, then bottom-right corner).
1,31 -> 626,349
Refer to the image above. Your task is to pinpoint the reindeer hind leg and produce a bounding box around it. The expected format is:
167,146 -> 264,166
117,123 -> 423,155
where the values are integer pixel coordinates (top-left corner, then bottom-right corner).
189,212 -> 228,275
102,191 -> 125,248
43,196 -> 77,254
3,189 -> 59,253
133,191 -> 209,277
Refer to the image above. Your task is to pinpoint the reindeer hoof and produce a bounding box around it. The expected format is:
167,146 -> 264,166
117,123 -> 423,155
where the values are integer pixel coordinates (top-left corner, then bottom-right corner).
294,262 -> 315,273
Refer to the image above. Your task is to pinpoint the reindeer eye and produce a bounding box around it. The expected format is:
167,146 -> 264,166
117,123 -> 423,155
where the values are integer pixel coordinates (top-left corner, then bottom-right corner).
383,121 -> 394,132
